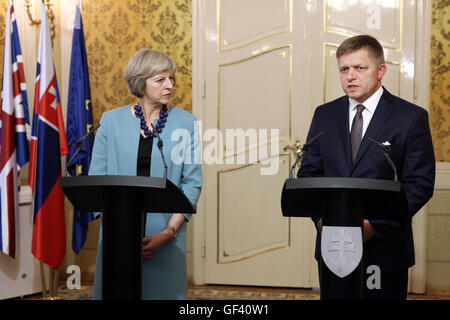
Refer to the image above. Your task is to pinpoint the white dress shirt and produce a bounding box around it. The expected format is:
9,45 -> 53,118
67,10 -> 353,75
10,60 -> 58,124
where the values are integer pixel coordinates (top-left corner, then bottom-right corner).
348,86 -> 384,137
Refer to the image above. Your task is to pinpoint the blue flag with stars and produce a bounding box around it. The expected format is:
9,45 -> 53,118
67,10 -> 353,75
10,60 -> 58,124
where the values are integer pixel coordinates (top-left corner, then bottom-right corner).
67,5 -> 95,254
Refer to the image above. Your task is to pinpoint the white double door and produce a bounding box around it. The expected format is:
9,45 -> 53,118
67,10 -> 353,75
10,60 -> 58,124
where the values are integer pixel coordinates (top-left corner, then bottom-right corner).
192,0 -> 424,288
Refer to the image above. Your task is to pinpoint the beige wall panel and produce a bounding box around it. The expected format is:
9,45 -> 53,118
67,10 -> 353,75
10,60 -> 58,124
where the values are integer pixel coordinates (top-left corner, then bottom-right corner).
218,159 -> 290,264
219,47 -> 291,140
427,262 -> 450,294
219,0 -> 291,51
428,190 -> 450,214
323,44 -> 341,102
382,61 -> 401,96
325,0 -> 401,49
427,165 -> 450,295
427,213 -> 450,261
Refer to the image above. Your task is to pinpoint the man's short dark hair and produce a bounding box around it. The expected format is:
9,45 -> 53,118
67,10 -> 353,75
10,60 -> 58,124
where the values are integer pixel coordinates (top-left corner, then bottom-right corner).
336,35 -> 385,65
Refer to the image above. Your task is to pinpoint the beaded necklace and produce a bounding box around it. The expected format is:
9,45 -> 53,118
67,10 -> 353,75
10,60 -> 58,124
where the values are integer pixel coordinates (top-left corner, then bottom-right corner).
133,103 -> 168,138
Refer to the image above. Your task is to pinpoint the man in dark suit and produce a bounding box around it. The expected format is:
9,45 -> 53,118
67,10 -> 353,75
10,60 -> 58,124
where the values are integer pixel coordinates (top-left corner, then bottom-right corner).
298,35 -> 435,299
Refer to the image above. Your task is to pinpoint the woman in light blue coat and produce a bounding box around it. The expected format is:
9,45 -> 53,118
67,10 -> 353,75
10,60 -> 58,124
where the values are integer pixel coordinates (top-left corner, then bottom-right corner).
89,49 -> 202,299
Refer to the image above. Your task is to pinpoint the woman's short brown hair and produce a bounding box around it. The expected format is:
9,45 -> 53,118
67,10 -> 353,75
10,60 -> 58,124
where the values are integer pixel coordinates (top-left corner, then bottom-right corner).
125,49 -> 176,98
336,35 -> 385,66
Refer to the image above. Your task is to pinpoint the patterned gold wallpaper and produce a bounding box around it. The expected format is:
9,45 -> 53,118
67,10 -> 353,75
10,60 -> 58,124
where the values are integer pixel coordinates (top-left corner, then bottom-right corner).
82,0 -> 192,124
430,0 -> 450,162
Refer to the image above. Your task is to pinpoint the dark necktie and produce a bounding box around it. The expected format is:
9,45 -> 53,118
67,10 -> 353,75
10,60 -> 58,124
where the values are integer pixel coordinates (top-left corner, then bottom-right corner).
351,104 -> 365,161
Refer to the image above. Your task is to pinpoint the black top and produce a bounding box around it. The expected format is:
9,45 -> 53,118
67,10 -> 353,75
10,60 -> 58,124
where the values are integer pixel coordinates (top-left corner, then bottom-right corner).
137,134 -> 153,235
137,134 -> 153,177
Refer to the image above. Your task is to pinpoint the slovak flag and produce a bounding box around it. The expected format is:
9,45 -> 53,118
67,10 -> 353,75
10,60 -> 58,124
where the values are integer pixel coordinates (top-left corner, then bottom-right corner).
0,3 -> 31,259
29,2 -> 68,270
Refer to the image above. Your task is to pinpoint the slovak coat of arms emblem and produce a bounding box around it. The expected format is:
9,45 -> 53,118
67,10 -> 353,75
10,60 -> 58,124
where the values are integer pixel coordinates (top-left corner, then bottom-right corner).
321,226 -> 363,278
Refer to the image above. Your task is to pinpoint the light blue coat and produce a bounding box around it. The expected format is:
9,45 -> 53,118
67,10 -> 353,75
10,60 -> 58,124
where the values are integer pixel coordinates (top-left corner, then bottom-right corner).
89,105 -> 202,300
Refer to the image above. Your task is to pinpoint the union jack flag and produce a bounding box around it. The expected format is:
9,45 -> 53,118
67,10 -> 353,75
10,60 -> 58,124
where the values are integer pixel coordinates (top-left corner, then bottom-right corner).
0,4 -> 30,259
29,2 -> 68,269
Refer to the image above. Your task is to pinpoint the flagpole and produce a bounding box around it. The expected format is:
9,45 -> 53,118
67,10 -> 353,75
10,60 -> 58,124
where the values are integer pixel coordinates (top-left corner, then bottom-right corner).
49,267 -> 57,298
54,269 -> 60,298
49,268 -> 54,297
39,264 -> 61,300
31,0 -> 45,300
39,262 -> 48,298
50,268 -> 60,299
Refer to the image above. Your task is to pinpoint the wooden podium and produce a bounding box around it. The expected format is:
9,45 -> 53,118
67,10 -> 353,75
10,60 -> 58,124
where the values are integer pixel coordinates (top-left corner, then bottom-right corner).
281,177 -> 408,299
60,175 -> 196,300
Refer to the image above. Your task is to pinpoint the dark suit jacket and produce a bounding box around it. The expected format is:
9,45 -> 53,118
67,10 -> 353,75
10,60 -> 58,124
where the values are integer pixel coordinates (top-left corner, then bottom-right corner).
298,88 -> 435,272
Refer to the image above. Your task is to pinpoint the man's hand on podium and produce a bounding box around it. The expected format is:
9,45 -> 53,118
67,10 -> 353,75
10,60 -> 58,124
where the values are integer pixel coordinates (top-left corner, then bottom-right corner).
363,220 -> 375,243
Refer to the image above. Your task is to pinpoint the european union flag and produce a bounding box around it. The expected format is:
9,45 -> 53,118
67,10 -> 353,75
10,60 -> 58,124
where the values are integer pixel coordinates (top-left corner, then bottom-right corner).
67,5 -> 95,254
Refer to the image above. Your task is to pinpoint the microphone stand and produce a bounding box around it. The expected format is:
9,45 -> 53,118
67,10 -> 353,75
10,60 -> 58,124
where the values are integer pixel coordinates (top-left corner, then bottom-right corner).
368,138 -> 398,181
64,124 -> 100,177
289,131 -> 323,179
151,123 -> 168,183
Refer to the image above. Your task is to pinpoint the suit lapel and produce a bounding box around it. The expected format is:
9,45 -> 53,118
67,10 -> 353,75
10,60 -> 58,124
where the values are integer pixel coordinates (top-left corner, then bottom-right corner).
352,88 -> 395,169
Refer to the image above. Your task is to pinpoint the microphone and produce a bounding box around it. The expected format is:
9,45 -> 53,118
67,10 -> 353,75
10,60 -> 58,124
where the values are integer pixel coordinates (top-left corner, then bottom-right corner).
151,123 -> 168,182
64,124 -> 100,177
289,131 -> 323,179
368,137 -> 398,181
